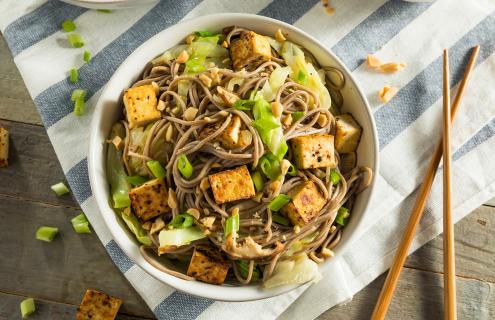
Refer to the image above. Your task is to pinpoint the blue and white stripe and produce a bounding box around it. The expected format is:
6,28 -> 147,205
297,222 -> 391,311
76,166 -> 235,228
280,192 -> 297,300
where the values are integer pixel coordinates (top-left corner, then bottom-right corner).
1,0 -> 494,319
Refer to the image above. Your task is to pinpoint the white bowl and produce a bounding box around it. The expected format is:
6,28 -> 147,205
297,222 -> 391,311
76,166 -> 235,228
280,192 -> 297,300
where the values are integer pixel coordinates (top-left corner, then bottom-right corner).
59,0 -> 158,10
88,13 -> 379,302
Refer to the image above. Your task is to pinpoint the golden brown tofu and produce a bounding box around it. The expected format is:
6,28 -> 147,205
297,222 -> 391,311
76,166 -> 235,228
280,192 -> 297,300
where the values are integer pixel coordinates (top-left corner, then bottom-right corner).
335,113 -> 362,154
187,245 -> 229,284
76,289 -> 122,320
0,127 -> 9,167
280,181 -> 326,226
123,84 -> 161,129
199,115 -> 243,149
290,134 -> 336,169
208,165 -> 255,204
129,178 -> 170,221
230,31 -> 272,71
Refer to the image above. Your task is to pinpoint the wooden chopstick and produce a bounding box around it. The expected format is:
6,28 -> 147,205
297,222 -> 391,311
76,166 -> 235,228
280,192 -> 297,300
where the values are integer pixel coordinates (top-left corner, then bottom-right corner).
442,49 -> 456,320
371,44 -> 480,320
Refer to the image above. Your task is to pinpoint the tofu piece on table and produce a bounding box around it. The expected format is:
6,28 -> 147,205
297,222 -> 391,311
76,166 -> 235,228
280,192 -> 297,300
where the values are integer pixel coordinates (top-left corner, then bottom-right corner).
290,134 -> 336,169
280,181 -> 326,227
208,165 -> 255,204
230,31 -> 272,71
129,178 -> 170,221
187,245 -> 230,284
200,115 -> 242,149
0,127 -> 9,167
123,84 -> 161,129
76,289 -> 122,320
335,113 -> 362,154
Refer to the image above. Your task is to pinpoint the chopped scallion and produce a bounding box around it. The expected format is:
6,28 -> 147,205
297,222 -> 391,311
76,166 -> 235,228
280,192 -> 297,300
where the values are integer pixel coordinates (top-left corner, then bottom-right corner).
292,111 -> 305,121
61,19 -> 76,32
233,99 -> 255,111
194,30 -> 213,37
335,207 -> 350,226
268,194 -> 291,211
259,153 -> 281,180
329,169 -> 340,185
125,175 -> 148,187
146,160 -> 166,179
71,89 -> 87,102
177,155 -> 193,179
67,33 -> 84,48
83,50 -> 91,63
71,213 -> 91,234
51,182 -> 70,196
272,214 -> 290,226
69,68 -> 78,83
251,171 -> 264,193
113,193 -> 131,209
225,211 -> 239,238
73,97 -> 85,116
235,260 -> 260,280
287,163 -> 298,176
169,214 -> 194,229
20,298 -> 35,318
36,226 -> 59,242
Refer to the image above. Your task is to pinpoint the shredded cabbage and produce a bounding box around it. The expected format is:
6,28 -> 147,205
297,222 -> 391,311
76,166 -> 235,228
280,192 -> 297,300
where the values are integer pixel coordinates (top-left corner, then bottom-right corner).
261,66 -> 291,102
263,253 -> 322,288
152,44 -> 190,65
265,36 -> 282,53
158,227 -> 206,248
285,232 -> 318,256
128,125 -> 151,175
121,212 -> 152,246
280,41 -> 332,109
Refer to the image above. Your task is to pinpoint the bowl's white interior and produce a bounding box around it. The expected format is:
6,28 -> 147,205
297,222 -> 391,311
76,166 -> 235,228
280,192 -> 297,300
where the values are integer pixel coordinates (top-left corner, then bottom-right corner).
88,13 -> 379,302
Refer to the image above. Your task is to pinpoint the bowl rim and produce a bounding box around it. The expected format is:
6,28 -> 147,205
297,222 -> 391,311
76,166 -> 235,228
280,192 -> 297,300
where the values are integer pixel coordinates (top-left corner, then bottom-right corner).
88,12 -> 379,302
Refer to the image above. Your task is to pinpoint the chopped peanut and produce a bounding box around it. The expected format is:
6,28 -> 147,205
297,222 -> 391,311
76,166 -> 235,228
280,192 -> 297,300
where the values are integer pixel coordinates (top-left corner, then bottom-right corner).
275,29 -> 286,43
151,81 -> 159,95
379,62 -> 407,73
222,40 -> 229,48
187,208 -> 200,220
321,247 -> 335,258
325,7 -> 336,15
111,136 -> 123,150
183,107 -> 199,121
198,74 -> 213,88
176,50 -> 189,64
157,100 -> 166,111
150,217 -> 165,234
200,177 -> 210,191
271,101 -> 283,118
317,114 -> 328,127
282,114 -> 293,127
378,85 -> 398,103
167,188 -> 178,209
185,34 -> 195,44
200,216 -> 216,229
366,55 -> 383,68
165,124 -> 174,142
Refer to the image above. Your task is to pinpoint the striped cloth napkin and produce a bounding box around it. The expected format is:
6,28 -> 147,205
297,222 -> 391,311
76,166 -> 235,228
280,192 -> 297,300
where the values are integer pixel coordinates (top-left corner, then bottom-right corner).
1,0 -> 495,319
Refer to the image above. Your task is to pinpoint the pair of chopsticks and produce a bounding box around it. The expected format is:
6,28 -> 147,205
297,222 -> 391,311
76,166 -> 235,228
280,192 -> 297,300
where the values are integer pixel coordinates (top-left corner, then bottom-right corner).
371,45 -> 480,320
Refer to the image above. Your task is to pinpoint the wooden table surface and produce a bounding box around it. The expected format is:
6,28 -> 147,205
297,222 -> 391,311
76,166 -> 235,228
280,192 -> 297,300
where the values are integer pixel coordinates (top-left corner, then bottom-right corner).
0,33 -> 494,320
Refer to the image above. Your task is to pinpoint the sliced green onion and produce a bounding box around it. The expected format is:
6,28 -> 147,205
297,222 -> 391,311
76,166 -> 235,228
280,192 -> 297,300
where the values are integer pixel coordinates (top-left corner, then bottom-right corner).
125,175 -> 148,187
177,155 -> 194,179
297,70 -> 308,85
51,182 -> 70,196
225,212 -> 239,238
236,260 -> 260,281
83,50 -> 91,63
287,163 -> 298,176
185,59 -> 206,73
268,194 -> 291,211
73,98 -> 85,116
146,160 -> 166,179
329,169 -> 340,186
69,68 -> 78,83
272,214 -> 290,226
61,19 -> 76,32
71,89 -> 86,102
259,153 -> 281,180
335,207 -> 350,226
71,213 -> 91,234
113,193 -> 131,209
67,33 -> 84,48
36,226 -> 59,242
20,298 -> 35,318
97,9 -> 112,13
292,111 -> 305,121
251,171 -> 264,193
169,214 -> 194,229
194,30 -> 213,37
233,99 -> 255,111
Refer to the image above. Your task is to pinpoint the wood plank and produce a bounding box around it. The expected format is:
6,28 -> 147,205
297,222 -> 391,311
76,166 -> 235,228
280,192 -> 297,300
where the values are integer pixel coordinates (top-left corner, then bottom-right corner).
405,205 -> 495,283
317,267 -> 494,320
0,119 -> 78,208
0,35 -> 42,126
0,291 -> 152,320
0,194 -> 155,319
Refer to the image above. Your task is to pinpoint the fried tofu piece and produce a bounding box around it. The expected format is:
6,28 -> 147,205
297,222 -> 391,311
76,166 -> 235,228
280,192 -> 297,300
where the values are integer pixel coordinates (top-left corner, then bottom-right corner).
76,289 -> 122,320
123,84 -> 161,129
280,181 -> 326,226
230,31 -> 272,71
290,134 -> 336,169
200,115 -> 243,149
0,127 -> 9,167
129,178 -> 170,221
187,245 -> 229,284
208,165 -> 255,204
335,114 -> 362,154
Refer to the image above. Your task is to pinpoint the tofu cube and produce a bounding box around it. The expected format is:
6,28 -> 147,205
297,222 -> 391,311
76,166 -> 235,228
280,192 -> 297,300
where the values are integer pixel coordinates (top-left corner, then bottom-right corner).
335,113 -> 362,154
123,84 -> 161,129
129,178 -> 170,221
200,115 -> 242,149
208,165 -> 255,204
290,134 -> 336,169
280,181 -> 326,226
230,31 -> 272,71
76,289 -> 122,320
0,127 -> 9,167
187,245 -> 230,284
